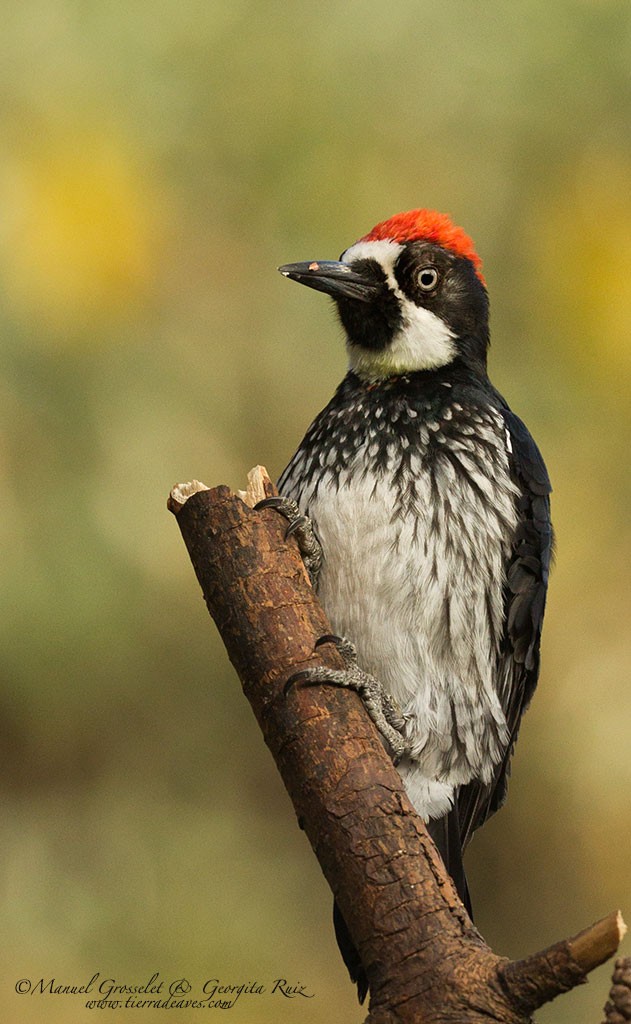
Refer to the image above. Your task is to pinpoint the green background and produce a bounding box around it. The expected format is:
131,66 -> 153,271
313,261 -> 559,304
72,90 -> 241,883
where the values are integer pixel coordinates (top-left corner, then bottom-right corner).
1,3 -> 629,1022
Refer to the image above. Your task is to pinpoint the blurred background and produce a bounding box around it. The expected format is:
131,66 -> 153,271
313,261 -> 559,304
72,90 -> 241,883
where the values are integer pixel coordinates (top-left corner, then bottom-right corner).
1,2 -> 629,1022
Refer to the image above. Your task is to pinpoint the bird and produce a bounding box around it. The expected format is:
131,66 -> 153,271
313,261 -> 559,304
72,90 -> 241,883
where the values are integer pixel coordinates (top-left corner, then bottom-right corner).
262,208 -> 552,1002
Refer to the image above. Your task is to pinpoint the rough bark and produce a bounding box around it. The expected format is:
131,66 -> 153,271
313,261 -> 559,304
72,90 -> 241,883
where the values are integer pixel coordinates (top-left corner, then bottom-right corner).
168,468 -> 626,1024
603,958 -> 631,1024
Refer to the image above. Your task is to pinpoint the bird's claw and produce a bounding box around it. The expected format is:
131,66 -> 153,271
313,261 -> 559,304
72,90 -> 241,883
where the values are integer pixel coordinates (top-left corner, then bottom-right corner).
314,633 -> 358,664
286,634 -> 410,765
254,496 -> 322,586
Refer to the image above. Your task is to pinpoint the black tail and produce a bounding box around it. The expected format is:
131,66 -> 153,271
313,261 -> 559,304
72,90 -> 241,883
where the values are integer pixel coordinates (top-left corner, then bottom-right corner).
332,804 -> 471,1004
333,900 -> 368,1004
426,805 -> 473,918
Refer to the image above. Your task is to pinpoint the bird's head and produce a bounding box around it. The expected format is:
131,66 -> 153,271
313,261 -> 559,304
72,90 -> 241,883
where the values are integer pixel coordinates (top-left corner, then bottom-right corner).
279,209 -> 489,380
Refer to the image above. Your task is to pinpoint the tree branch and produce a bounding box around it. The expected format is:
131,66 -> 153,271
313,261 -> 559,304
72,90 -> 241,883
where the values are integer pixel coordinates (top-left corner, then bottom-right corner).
603,957 -> 631,1023
168,467 -> 626,1023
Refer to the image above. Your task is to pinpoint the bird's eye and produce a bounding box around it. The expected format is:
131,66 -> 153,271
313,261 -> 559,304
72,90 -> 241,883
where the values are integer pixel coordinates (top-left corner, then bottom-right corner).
417,267 -> 439,291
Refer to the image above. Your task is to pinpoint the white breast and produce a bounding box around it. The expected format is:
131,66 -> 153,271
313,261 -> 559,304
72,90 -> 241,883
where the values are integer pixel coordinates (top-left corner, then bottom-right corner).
282,404 -> 520,820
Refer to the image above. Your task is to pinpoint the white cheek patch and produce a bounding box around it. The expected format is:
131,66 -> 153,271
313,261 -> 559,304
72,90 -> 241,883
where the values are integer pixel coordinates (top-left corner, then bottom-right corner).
341,239 -> 456,378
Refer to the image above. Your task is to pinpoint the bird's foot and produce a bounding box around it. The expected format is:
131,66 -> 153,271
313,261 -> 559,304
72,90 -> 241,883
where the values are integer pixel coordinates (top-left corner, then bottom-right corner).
287,634 -> 410,765
254,496 -> 322,586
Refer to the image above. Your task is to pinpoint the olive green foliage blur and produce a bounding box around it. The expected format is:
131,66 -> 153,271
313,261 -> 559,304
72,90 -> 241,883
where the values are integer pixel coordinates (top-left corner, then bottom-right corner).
1,4 -> 629,1023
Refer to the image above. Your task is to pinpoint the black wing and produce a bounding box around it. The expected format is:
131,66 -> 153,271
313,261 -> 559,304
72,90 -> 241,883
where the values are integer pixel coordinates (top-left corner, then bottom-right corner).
458,405 -> 553,848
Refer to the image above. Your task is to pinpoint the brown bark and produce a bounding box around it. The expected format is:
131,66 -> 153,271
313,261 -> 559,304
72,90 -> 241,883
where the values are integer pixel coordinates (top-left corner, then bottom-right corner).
168,468 -> 626,1023
603,957 -> 631,1024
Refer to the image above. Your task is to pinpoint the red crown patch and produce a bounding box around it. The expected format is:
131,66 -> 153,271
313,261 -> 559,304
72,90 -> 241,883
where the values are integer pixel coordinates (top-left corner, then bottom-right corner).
360,209 -> 485,285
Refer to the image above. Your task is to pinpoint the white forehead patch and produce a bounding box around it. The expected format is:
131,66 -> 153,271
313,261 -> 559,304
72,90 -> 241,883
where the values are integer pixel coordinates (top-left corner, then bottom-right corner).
341,238 -> 404,270
341,238 -> 456,379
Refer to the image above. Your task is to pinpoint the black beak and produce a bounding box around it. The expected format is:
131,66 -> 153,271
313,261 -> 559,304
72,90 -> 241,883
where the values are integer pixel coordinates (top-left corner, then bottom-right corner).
278,260 -> 381,304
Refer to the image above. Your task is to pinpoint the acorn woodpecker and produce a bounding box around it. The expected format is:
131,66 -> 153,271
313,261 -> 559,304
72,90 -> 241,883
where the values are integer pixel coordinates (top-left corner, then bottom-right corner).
265,209 -> 552,1001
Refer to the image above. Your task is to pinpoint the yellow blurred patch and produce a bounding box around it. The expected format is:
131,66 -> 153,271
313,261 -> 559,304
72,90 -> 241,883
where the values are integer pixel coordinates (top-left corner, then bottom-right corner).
0,132 -> 161,342
529,152 -> 631,374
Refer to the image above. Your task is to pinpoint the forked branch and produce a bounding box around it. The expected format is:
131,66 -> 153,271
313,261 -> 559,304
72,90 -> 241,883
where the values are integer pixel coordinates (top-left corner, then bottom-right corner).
168,466 -> 626,1024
